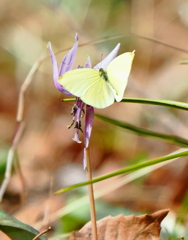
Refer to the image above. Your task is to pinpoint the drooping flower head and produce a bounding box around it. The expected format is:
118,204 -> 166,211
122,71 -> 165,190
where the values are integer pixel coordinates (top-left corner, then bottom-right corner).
48,34 -> 122,166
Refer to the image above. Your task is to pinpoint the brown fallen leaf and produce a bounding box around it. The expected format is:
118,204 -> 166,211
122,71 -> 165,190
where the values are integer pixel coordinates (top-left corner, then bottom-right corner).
69,209 -> 169,240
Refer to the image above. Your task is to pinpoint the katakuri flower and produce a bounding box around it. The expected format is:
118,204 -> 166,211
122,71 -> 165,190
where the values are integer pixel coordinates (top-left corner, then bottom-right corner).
48,34 -> 121,165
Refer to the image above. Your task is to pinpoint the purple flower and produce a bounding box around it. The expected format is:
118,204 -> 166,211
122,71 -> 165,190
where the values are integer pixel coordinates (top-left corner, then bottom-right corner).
83,105 -> 94,168
48,33 -> 78,95
48,35 -> 120,160
93,43 -> 120,70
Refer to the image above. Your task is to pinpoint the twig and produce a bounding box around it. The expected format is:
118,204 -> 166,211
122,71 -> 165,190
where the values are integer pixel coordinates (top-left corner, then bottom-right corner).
85,147 -> 98,240
17,58 -> 43,122
32,226 -> 51,240
0,122 -> 25,201
0,56 -> 44,202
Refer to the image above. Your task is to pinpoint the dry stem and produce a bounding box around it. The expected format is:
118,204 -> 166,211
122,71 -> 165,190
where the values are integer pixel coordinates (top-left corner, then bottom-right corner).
0,122 -> 25,201
0,56 -> 44,202
85,147 -> 98,240
32,226 -> 51,240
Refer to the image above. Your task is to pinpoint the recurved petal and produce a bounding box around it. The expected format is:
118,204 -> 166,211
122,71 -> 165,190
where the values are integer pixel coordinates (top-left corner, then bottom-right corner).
83,105 -> 94,168
59,33 -> 79,76
84,105 -> 94,149
93,43 -> 120,70
85,56 -> 92,68
48,42 -> 71,94
73,129 -> 82,144
48,42 -> 59,85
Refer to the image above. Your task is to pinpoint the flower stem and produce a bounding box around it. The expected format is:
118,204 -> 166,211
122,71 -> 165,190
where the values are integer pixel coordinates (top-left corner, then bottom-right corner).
85,147 -> 98,240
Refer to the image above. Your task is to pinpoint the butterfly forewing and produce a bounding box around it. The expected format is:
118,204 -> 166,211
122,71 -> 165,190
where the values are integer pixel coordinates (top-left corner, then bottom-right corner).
58,68 -> 99,97
58,68 -> 114,108
106,52 -> 134,101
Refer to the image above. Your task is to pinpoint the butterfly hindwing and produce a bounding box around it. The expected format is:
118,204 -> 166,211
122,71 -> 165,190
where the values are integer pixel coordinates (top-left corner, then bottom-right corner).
81,77 -> 114,108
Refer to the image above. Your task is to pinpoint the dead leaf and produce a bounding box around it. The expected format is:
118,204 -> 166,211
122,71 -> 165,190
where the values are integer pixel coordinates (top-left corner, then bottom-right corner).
69,209 -> 169,240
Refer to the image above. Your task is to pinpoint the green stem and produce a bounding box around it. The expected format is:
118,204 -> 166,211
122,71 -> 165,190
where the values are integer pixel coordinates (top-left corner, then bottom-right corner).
56,149 -> 188,193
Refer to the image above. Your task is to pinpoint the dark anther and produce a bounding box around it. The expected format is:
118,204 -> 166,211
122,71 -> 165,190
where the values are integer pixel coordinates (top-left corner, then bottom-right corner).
71,104 -> 78,116
79,121 -> 83,132
75,121 -> 83,133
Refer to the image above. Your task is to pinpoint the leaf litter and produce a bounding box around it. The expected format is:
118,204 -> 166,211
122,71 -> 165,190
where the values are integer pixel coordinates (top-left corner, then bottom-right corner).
69,209 -> 169,240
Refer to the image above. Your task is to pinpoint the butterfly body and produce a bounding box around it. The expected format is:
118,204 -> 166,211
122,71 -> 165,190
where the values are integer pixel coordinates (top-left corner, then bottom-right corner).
58,52 -> 135,108
99,68 -> 109,82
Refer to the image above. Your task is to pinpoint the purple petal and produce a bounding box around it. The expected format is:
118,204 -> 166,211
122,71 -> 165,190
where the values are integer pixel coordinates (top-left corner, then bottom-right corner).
48,42 -> 60,87
73,129 -> 82,143
84,105 -> 94,149
83,148 -> 87,169
59,33 -> 79,76
72,99 -> 85,144
48,42 -> 71,94
93,43 -> 120,70
83,106 -> 94,169
85,56 -> 92,68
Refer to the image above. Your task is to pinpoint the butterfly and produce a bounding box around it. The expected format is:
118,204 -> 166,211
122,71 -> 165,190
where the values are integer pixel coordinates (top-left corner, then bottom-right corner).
58,51 -> 135,109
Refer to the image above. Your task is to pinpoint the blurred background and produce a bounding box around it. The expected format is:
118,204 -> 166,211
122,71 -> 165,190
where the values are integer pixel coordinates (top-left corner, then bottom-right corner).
1,0 -> 188,238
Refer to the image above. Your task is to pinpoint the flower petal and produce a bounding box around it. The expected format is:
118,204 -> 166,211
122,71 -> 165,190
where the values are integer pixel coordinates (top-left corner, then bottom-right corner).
83,148 -> 87,170
85,56 -> 92,68
93,43 -> 120,70
84,105 -> 94,149
73,129 -> 82,144
48,42 -> 71,94
72,98 -> 85,144
59,33 -> 79,76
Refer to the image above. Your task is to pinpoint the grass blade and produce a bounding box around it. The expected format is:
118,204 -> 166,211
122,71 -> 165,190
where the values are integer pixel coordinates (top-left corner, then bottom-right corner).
56,148 -> 188,194
96,114 -> 188,147
63,97 -> 188,111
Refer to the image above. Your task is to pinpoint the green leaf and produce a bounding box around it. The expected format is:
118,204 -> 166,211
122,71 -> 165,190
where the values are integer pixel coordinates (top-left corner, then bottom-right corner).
63,97 -> 188,111
56,149 -> 188,194
121,97 -> 188,111
95,114 -> 188,147
0,210 -> 48,240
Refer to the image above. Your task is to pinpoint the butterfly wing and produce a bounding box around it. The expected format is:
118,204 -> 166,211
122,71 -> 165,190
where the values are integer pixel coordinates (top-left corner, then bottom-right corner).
58,68 -> 97,97
106,52 -> 134,102
58,68 -> 115,108
81,76 -> 115,108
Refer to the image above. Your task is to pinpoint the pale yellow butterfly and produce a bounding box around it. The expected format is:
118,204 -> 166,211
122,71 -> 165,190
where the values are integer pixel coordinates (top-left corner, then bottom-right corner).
58,51 -> 135,108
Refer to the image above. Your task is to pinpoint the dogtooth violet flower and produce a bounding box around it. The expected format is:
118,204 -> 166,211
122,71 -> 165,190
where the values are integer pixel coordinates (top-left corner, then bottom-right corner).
48,34 -> 132,166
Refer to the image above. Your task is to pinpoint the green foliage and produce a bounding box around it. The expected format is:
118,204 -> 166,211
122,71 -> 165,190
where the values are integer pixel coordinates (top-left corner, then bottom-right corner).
59,194 -> 91,233
121,97 -> 188,111
96,114 -> 188,146
56,149 -> 188,194
0,148 -> 7,180
177,191 -> 188,225
0,210 -> 48,240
